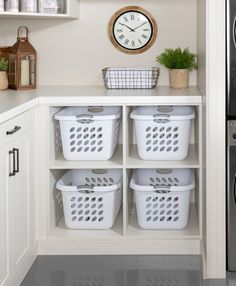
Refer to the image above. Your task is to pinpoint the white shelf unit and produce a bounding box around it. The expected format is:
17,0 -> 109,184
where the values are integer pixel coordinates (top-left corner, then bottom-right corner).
42,89 -> 203,256
0,0 -> 79,18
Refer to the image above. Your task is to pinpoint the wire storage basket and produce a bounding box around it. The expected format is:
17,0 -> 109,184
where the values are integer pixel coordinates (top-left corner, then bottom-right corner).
130,106 -> 195,160
56,169 -> 122,229
102,67 -> 159,89
55,106 -> 121,160
130,168 -> 195,230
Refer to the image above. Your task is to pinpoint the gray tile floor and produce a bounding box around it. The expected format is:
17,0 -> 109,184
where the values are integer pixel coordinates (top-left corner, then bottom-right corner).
21,255 -> 233,286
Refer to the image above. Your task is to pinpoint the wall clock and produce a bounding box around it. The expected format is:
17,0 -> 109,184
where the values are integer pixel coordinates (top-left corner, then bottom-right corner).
108,6 -> 157,54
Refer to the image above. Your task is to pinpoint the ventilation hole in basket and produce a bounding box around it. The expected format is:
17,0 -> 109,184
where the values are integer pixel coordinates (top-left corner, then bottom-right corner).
91,177 -> 96,183
166,203 -> 172,209
98,197 -> 103,202
77,134 -> 82,140
160,127 -> 165,132
85,177 -> 90,183
71,197 -> 76,202
83,127 -> 89,132
84,134 -> 89,139
153,216 -> 159,222
90,147 -> 96,152
90,140 -> 96,146
76,147 -> 82,152
160,197 -> 165,202
174,197 -> 179,202
92,210 -> 97,215
71,203 -> 76,208
153,210 -> 158,215
84,147 -> 89,152
152,197 -> 158,202
78,203 -> 83,208
97,140 -> 103,146
146,196 -> 152,202
146,216 -> 152,222
162,177 -> 167,183
103,178 -> 108,183
97,133 -> 103,139
146,133 -> 151,139
146,127 -> 151,132
146,140 -> 151,145
71,210 -> 76,215
92,217 -> 97,222
146,146 -> 152,152
173,127 -> 179,132
85,216 -> 90,221
160,209 -> 165,215
167,196 -> 172,202
72,216 -> 77,221
70,133 -> 75,139
167,210 -> 172,215
90,127 -> 96,132
98,204 -> 103,209
173,147 -> 179,152
97,183 -> 101,187
160,140 -> 165,145
174,217 -> 179,222
167,216 -> 172,222
153,146 -> 158,152
91,197 -> 96,202
146,210 -> 152,215
166,140 -> 172,146
174,203 -> 179,209
149,177 -> 155,183
146,203 -> 152,209
156,178 -> 161,183
98,147 -> 103,152
160,133 -> 165,139
90,134 -> 96,139
153,140 -> 158,145
160,216 -> 165,222
166,133 -> 172,139
84,203 -> 90,208
153,127 -> 158,132
78,217 -> 84,221
160,147 -> 165,152
77,140 -> 82,146
84,140 -> 90,146
89,203 -> 95,209
109,178 -> 114,183
69,127 -> 75,133
166,127 -> 172,132
98,210 -> 104,216
78,210 -> 83,215
153,133 -> 158,139
70,147 -> 76,152
99,217 -> 104,222
97,127 -> 103,132
173,133 -> 179,139
77,127 -> 82,132
174,178 -> 179,183
153,203 -> 158,208
160,203 -> 165,209
173,140 -> 179,146
173,210 -> 179,215
85,210 -> 90,215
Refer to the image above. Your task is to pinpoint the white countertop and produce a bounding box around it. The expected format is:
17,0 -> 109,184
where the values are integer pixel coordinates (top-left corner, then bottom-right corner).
0,86 -> 202,124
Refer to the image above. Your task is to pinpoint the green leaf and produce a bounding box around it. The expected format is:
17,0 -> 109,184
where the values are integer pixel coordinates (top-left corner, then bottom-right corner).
156,47 -> 197,70
0,57 -> 8,72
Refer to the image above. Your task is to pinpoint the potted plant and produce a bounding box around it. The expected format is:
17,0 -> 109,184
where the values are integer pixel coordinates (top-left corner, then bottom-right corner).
0,57 -> 8,90
156,47 -> 197,89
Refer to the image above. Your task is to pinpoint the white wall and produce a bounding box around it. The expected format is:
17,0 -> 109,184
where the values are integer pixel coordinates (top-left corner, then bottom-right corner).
0,0 -> 197,86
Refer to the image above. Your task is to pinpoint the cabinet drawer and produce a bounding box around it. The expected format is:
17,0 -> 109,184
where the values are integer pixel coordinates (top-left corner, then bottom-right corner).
0,110 -> 32,148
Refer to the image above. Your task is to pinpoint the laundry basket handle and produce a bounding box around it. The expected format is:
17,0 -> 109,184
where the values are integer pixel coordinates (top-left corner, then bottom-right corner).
77,185 -> 95,193
153,186 -> 171,194
153,114 -> 170,123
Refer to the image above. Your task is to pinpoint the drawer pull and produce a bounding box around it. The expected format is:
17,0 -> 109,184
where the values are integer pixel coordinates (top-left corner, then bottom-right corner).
13,148 -> 19,173
6,126 -> 21,135
9,150 -> 15,177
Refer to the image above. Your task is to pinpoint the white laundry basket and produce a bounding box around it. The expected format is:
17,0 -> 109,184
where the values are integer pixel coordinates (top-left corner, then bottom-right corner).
56,169 -> 122,229
55,106 -> 121,160
130,106 -> 195,160
130,168 -> 195,229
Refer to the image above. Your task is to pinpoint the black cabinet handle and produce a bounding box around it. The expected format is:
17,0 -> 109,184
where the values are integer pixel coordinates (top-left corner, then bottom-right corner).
6,126 -> 21,135
9,150 -> 15,177
13,148 -> 19,173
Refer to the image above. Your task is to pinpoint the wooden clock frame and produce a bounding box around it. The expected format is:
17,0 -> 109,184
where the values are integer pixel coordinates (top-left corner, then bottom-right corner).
108,6 -> 158,55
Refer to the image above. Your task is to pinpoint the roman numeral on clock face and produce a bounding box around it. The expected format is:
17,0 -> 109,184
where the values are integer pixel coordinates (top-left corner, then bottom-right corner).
117,29 -> 123,33
132,40 -> 135,47
138,39 -> 142,44
143,28 -> 149,32
142,34 -> 148,39
125,39 -> 129,45
131,14 -> 134,20
119,34 -> 125,40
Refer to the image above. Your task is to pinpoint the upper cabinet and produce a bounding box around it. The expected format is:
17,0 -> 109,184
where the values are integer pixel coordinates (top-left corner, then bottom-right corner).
0,0 -> 79,19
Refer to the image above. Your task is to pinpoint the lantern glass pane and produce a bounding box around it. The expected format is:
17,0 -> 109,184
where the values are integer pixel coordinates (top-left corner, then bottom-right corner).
8,54 -> 16,87
29,55 -> 35,85
19,55 -> 30,87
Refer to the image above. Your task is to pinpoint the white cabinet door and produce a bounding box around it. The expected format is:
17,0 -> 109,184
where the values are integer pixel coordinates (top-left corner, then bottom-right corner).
0,145 -> 14,286
10,131 -> 33,280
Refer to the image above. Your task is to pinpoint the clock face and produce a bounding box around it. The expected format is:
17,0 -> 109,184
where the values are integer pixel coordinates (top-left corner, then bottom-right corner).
109,6 -> 157,54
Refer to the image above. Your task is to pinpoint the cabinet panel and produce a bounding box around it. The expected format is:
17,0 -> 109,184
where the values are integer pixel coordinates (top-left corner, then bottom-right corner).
11,131 -> 33,274
0,146 -> 13,286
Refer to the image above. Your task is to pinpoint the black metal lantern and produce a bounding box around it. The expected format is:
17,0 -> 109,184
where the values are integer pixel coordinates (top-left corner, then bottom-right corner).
8,26 -> 37,90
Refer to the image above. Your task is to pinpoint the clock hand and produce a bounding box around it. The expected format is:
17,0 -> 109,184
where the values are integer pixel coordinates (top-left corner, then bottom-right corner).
119,22 -> 135,32
133,21 -> 148,31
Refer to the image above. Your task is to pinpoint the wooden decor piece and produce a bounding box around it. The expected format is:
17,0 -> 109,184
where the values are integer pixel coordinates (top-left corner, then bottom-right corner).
108,6 -> 157,54
8,26 -> 37,90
